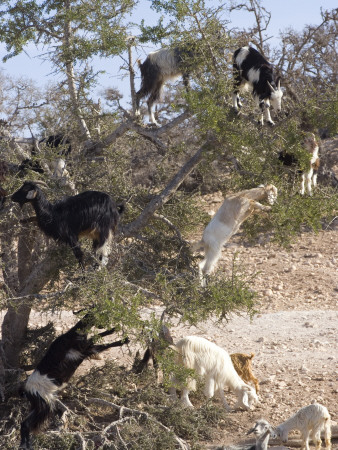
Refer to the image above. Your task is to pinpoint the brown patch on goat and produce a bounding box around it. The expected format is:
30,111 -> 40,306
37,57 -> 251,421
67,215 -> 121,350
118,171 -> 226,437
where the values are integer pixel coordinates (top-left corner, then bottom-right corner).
79,228 -> 100,240
230,352 -> 260,393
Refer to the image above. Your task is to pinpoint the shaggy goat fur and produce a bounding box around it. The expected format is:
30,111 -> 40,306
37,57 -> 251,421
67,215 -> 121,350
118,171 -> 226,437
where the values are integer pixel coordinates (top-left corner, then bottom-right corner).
276,403 -> 332,450
230,352 -> 259,393
232,46 -> 283,126
11,181 -> 124,269
20,314 -> 129,449
135,47 -> 191,125
192,184 -> 277,286
169,335 -> 259,410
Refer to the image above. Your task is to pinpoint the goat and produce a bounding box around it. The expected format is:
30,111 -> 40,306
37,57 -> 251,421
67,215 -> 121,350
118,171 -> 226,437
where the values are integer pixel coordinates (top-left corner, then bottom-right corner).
216,419 -> 277,450
19,313 -> 129,449
192,184 -> 277,286
279,133 -> 320,196
133,324 -> 174,375
169,335 -> 259,410
230,352 -> 259,394
276,403 -> 332,450
11,181 -> 124,269
232,46 -> 283,126
18,134 -> 72,177
135,47 -> 192,126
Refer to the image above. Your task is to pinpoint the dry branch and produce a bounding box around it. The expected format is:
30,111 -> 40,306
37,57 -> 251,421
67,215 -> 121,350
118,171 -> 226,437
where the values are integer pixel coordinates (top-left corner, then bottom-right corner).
87,398 -> 190,450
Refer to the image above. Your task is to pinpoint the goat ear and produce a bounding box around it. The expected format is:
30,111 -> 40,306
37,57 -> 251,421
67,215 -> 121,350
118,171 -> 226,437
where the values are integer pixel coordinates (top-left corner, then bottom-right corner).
267,81 -> 275,92
26,190 -> 37,200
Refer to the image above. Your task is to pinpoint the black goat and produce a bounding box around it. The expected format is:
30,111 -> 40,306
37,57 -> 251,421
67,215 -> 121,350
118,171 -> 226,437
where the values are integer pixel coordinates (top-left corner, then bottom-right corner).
11,181 -> 124,269
18,134 -> 72,177
133,325 -> 174,375
20,314 -> 129,449
232,46 -> 283,126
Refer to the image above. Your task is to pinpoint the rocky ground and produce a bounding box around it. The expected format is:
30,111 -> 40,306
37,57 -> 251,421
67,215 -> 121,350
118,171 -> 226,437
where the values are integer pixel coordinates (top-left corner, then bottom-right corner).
16,226 -> 337,449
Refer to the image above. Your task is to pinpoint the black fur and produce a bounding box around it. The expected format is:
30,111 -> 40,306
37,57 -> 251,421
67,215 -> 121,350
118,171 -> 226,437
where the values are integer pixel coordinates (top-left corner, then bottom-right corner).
20,314 -> 129,449
11,181 -> 123,269
233,46 -> 278,101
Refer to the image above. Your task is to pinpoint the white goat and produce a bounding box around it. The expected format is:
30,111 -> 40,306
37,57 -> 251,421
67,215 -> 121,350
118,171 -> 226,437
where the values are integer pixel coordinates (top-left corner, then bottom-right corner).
192,184 -> 277,286
300,133 -> 320,196
276,403 -> 332,450
169,335 -> 259,411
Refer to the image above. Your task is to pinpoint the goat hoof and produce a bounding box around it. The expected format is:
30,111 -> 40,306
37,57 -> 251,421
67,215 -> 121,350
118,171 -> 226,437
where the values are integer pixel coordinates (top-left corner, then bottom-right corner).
267,121 -> 275,127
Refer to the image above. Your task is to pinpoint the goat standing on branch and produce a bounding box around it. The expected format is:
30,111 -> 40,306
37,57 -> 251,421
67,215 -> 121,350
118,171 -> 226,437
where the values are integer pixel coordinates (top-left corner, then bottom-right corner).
19,314 -> 129,449
232,46 -> 283,126
135,47 -> 192,126
192,184 -> 277,286
279,132 -> 320,196
11,181 -> 124,269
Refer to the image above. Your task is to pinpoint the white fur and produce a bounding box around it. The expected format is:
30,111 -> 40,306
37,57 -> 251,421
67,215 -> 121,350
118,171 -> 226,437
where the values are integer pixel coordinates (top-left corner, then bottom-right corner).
300,133 -> 320,196
235,46 -> 250,66
192,185 -> 277,286
95,229 -> 113,266
276,403 -> 332,450
170,335 -> 259,410
25,370 -> 60,404
65,349 -> 83,361
247,67 -> 260,83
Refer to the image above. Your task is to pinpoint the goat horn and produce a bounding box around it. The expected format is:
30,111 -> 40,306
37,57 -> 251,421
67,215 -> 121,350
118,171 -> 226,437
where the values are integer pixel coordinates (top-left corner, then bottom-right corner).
277,78 -> 281,90
28,180 -> 48,188
267,81 -> 275,92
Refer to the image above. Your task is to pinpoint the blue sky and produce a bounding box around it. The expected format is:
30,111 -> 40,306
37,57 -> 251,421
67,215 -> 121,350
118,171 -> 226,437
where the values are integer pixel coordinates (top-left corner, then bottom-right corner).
0,1 -> 335,110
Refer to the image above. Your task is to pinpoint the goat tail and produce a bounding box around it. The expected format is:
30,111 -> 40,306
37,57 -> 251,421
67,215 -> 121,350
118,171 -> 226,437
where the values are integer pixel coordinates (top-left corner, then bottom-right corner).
136,59 -> 142,68
191,240 -> 204,253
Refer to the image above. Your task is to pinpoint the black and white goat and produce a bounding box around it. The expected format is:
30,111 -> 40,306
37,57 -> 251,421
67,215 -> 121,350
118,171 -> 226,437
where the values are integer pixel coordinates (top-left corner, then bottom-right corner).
11,181 -> 124,269
135,47 -> 191,125
20,314 -> 129,449
279,132 -> 320,195
232,46 -> 283,126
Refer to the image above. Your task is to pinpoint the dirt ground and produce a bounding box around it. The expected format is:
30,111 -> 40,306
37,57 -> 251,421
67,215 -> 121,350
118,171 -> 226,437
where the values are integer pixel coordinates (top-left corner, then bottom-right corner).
14,225 -> 337,449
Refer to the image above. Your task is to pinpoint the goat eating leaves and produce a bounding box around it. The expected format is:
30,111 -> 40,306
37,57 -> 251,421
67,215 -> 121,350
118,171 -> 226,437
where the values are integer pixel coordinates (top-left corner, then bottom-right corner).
11,181 -> 124,269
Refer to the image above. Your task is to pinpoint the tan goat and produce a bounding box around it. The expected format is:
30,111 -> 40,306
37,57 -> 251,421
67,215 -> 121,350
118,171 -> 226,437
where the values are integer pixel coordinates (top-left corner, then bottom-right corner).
192,184 -> 278,286
230,352 -> 259,393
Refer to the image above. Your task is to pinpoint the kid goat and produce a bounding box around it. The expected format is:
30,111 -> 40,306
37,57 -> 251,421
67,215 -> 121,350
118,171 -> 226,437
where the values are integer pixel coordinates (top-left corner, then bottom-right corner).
20,313 -> 129,449
135,47 -> 191,125
11,181 -> 124,269
276,403 -> 332,450
169,335 -> 259,411
192,184 -> 277,286
217,419 -> 277,450
232,46 -> 283,126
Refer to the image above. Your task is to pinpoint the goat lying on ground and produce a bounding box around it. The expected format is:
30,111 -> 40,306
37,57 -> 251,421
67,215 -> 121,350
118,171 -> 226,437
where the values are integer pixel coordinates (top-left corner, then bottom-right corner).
276,403 -> 332,450
230,352 -> 259,394
20,313 -> 129,449
135,47 -> 192,125
169,335 -> 259,410
192,184 -> 277,286
11,181 -> 124,269
216,419 -> 277,450
232,46 -> 283,126
279,132 -> 320,196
